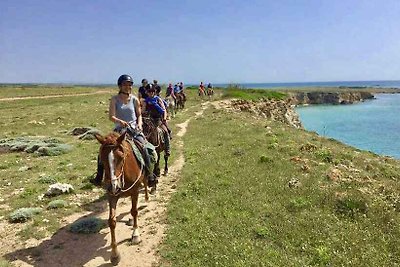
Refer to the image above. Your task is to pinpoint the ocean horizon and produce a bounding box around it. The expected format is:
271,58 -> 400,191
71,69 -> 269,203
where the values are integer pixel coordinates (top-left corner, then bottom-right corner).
2,79 -> 400,89
211,80 -> 400,89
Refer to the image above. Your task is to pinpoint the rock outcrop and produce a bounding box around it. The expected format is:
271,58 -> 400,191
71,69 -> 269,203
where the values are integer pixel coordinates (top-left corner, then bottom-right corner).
289,91 -> 374,105
229,99 -> 303,128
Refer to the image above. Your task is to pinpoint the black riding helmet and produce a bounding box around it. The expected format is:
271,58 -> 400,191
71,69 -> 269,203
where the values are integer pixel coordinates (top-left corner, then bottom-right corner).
145,84 -> 156,92
117,74 -> 133,86
141,78 -> 148,84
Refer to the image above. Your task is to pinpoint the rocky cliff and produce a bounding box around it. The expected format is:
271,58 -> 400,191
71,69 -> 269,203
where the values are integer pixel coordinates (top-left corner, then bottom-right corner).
227,99 -> 303,128
289,91 -> 374,105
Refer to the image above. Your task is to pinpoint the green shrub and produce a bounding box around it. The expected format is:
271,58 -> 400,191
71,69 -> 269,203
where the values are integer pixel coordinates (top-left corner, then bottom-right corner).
9,207 -> 42,223
314,149 -> 333,163
335,197 -> 368,218
286,197 -> 311,212
38,175 -> 57,184
259,155 -> 273,163
69,217 -> 106,234
47,199 -> 68,209
254,227 -> 269,239
311,245 -> 331,265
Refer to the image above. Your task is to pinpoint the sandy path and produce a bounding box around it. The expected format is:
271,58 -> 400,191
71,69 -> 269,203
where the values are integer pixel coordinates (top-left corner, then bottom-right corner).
0,90 -> 112,102
4,102 -> 210,267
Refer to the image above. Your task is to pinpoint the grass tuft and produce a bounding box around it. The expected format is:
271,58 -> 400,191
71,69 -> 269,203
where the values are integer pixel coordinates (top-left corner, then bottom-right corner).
335,196 -> 368,218
9,207 -> 42,223
69,217 -> 106,234
47,199 -> 68,209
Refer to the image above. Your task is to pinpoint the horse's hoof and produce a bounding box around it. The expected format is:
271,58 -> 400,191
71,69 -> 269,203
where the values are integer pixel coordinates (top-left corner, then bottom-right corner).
110,253 -> 121,266
150,187 -> 157,195
126,218 -> 133,226
132,235 -> 141,245
163,170 -> 168,176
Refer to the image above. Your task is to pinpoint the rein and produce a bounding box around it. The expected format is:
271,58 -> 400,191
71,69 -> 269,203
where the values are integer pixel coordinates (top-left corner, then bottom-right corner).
143,118 -> 161,148
103,142 -> 144,196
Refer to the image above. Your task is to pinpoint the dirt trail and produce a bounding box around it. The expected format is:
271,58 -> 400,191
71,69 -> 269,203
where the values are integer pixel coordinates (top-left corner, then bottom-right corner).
5,102 -> 211,267
0,90 -> 112,102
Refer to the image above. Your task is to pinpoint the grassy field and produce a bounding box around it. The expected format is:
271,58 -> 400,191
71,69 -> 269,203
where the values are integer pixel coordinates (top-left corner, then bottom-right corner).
0,85 -> 399,266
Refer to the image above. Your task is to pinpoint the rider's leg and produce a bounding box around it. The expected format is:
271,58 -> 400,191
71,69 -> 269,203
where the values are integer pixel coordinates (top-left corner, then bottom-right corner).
134,133 -> 157,187
163,119 -> 172,137
160,124 -> 171,156
91,156 -> 104,186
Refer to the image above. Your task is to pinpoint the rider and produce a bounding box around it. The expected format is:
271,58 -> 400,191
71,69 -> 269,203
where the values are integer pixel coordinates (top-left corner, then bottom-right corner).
178,82 -> 186,101
207,82 -> 213,95
91,74 -> 157,187
138,78 -> 151,101
142,85 -> 171,156
166,83 -> 176,99
153,80 -> 162,96
199,82 -> 205,96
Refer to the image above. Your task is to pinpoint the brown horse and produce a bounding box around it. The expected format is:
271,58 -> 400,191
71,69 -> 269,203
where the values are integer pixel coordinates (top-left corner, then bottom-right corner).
142,116 -> 170,182
176,92 -> 186,109
95,132 -> 148,265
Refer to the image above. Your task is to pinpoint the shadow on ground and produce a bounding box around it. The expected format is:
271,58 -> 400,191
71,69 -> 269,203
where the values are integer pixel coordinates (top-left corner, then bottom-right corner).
3,198 -> 128,267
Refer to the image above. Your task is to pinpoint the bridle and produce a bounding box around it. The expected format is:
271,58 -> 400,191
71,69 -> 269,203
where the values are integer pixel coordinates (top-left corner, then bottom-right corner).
102,141 -> 143,196
143,117 -> 161,148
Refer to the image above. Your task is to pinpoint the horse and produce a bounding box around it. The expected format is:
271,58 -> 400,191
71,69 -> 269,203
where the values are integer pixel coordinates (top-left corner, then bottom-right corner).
95,132 -> 149,265
198,87 -> 205,99
207,88 -> 214,99
142,116 -> 170,183
176,92 -> 186,109
165,95 -> 176,119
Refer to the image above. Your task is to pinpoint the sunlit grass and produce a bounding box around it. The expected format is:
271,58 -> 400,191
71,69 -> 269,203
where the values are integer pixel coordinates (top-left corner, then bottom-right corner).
161,105 -> 400,266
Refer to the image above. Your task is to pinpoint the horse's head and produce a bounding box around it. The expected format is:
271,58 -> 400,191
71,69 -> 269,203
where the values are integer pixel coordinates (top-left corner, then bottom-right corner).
95,132 -> 128,195
142,117 -> 158,143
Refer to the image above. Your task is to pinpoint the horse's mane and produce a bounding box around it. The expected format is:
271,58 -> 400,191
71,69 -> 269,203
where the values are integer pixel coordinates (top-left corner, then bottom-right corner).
102,132 -> 121,146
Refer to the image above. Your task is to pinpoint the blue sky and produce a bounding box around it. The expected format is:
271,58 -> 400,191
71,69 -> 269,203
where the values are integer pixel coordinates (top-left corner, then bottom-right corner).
1,0 -> 399,84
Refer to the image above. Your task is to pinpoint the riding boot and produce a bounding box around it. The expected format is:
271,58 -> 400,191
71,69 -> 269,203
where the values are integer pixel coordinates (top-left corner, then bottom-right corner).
140,141 -> 157,187
163,121 -> 172,139
90,157 -> 103,186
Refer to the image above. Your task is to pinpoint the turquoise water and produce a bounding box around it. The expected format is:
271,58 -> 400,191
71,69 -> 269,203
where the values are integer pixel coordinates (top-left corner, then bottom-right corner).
296,94 -> 400,159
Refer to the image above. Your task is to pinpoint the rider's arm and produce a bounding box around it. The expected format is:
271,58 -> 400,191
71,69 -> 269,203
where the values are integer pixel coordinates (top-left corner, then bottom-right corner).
158,98 -> 167,120
109,96 -> 128,127
135,98 -> 143,130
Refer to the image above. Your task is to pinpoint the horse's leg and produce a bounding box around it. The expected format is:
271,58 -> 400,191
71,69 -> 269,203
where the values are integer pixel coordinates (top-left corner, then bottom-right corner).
154,151 -> 161,177
109,196 -> 121,265
164,153 -> 169,175
143,175 -> 149,202
130,192 -> 141,244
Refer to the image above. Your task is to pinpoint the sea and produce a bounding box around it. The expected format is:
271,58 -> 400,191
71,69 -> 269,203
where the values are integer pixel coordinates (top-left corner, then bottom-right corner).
212,80 -> 400,89
213,80 -> 400,159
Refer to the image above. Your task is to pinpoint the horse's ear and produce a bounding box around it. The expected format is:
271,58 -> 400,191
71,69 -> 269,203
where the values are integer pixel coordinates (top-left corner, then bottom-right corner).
94,133 -> 105,144
117,132 -> 126,144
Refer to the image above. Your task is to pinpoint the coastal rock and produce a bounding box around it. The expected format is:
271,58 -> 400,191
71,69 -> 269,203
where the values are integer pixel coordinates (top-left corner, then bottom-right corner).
289,92 -> 374,105
230,99 -> 303,128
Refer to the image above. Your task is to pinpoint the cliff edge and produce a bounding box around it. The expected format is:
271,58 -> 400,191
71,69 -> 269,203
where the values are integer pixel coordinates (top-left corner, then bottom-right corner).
289,91 -> 374,105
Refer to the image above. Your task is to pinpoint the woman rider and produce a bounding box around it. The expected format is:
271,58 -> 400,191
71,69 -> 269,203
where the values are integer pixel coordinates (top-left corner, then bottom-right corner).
91,74 -> 156,187
141,85 -> 171,156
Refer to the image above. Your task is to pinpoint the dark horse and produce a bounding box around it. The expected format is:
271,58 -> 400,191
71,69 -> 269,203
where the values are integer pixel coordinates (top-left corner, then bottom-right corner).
176,92 -> 186,109
95,132 -> 149,265
142,116 -> 170,182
